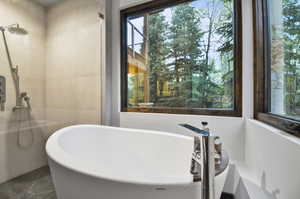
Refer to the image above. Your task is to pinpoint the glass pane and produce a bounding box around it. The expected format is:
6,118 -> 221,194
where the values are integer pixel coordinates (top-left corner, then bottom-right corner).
126,0 -> 235,109
268,0 -> 300,120
0,0 -> 103,195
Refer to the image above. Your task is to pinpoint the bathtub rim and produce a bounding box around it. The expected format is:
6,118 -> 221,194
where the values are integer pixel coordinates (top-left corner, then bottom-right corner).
46,125 -> 196,186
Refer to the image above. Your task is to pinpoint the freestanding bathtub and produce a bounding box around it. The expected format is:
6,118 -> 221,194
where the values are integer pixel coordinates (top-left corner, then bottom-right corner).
46,125 -> 228,199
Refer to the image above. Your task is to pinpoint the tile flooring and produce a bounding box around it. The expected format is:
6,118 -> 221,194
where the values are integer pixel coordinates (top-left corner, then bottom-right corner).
0,167 -> 56,199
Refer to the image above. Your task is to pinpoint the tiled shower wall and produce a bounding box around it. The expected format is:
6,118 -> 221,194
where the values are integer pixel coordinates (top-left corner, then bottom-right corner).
0,0 -> 47,124
0,0 -> 104,183
0,0 -> 47,183
45,0 -> 104,134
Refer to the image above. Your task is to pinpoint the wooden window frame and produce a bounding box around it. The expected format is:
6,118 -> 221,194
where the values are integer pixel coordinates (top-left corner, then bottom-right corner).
253,0 -> 300,137
121,0 -> 243,117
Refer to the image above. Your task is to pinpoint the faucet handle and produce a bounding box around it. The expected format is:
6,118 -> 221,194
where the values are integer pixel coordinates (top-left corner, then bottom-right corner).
201,121 -> 210,133
214,137 -> 222,154
20,92 -> 27,97
201,121 -> 208,126
214,136 -> 222,168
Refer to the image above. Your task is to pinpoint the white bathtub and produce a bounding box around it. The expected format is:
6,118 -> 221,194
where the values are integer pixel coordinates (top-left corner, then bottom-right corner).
46,125 -> 228,199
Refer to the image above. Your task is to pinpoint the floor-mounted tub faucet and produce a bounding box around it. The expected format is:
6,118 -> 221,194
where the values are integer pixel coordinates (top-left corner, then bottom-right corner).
180,122 -> 225,199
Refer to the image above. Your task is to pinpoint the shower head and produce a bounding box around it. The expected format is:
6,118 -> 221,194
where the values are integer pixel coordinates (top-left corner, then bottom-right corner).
7,24 -> 28,35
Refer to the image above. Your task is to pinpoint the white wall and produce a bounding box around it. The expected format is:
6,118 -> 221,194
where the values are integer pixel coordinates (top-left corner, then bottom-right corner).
110,0 -> 121,126
102,0 -> 112,125
244,120 -> 300,199
121,113 -> 245,161
120,0 -> 151,9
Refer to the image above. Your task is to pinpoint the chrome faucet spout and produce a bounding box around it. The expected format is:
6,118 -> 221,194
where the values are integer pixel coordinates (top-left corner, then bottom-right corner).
201,132 -> 216,199
179,124 -> 210,136
180,123 -> 216,199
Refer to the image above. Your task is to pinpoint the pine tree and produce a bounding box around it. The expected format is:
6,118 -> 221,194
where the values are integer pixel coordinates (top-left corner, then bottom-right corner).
216,0 -> 234,108
148,13 -> 169,104
145,0 -> 235,108
168,3 -> 204,107
282,0 -> 300,115
195,0 -> 226,108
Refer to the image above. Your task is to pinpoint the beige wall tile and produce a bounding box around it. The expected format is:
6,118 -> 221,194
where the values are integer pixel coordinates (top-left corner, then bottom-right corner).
76,110 -> 101,124
0,0 -> 46,120
0,0 -> 47,183
73,76 -> 101,110
46,78 -> 76,109
46,0 -> 104,127
0,0 -> 105,183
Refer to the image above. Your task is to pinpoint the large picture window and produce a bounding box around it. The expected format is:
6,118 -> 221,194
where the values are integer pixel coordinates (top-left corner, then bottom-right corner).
254,0 -> 300,136
121,0 -> 242,116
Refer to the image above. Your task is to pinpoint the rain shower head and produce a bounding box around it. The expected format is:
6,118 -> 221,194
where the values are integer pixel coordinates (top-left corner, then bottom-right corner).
7,24 -> 28,35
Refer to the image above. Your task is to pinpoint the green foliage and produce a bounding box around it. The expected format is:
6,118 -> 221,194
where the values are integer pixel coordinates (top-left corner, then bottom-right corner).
282,0 -> 300,115
283,0 -> 300,72
216,0 -> 234,107
148,13 -> 170,103
167,3 -> 206,107
131,0 -> 235,109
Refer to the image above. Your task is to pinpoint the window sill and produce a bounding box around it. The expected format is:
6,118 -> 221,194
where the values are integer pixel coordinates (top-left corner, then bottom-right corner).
255,113 -> 300,138
122,107 -> 242,117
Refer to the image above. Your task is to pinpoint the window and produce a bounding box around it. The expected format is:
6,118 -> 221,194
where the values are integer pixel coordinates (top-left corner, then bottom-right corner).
121,0 -> 242,116
254,0 -> 300,136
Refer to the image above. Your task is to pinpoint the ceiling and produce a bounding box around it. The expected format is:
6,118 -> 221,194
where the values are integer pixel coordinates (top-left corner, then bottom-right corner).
32,0 -> 61,7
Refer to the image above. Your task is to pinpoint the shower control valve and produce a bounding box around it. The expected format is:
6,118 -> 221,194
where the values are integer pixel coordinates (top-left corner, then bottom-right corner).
21,92 -> 28,98
0,76 -> 6,111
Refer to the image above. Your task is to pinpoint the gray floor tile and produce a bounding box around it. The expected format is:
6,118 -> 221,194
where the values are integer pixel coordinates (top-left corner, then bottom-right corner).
0,167 -> 57,199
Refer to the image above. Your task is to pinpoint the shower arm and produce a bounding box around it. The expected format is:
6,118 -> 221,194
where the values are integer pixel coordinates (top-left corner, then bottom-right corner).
0,28 -> 17,71
1,27 -> 22,107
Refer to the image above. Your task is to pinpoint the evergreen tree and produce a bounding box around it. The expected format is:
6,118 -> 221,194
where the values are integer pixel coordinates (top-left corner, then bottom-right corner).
148,13 -> 169,104
168,3 -> 204,107
144,0 -> 235,108
200,0 -> 219,108
216,0 -> 234,108
283,0 -> 300,114
196,0 -> 226,108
